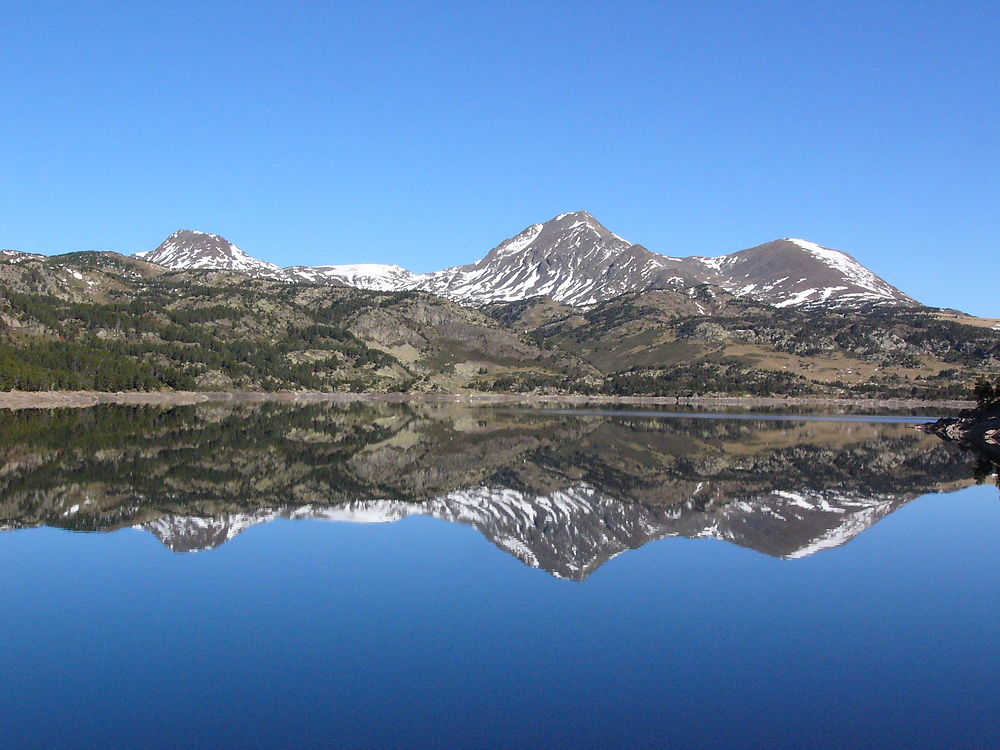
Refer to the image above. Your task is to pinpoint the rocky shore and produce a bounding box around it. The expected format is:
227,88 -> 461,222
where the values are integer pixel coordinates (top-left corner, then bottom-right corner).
921,404 -> 1000,460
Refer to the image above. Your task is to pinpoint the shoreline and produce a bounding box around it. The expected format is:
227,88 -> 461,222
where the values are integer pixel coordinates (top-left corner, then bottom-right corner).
0,390 -> 975,411
921,405 -> 1000,459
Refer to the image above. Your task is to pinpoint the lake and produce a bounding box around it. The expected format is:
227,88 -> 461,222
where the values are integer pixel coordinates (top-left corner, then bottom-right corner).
0,402 -> 997,748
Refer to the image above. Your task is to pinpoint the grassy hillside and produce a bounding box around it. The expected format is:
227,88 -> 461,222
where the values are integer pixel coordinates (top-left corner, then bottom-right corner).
0,252 -> 590,392
480,288 -> 1000,399
1,251 -> 997,398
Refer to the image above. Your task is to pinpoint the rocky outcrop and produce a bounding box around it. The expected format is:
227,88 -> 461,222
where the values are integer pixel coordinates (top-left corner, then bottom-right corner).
922,405 -> 1000,463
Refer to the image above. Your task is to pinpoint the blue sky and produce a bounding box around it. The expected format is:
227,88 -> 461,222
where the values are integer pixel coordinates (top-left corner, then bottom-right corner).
2,0 -> 997,314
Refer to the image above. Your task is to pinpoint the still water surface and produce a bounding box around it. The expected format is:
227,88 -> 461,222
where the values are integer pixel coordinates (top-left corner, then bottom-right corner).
0,403 -> 997,748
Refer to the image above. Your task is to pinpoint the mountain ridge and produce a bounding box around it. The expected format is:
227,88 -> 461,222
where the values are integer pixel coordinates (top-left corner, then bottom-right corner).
0,243 -> 996,398
136,212 -> 918,310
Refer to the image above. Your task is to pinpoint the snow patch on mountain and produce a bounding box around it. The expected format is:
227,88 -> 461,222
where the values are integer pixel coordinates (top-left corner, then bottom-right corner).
492,223 -> 544,260
408,211 -> 664,306
0,249 -> 46,262
286,263 -> 419,291
784,238 -> 900,298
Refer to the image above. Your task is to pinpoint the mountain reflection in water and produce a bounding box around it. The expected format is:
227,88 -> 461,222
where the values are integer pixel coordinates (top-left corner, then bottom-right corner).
0,402 -> 982,579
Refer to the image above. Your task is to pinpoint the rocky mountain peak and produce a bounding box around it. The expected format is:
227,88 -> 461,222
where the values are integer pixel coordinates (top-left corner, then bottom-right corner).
140,229 -> 287,279
480,210 -> 626,263
540,210 -> 632,248
548,209 -> 612,232
134,215 -> 920,310
416,210 -> 671,305
703,237 -> 917,308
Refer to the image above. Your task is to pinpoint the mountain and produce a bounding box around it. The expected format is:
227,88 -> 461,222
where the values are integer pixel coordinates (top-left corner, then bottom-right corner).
0,245 -> 996,398
136,213 -> 917,310
0,249 -> 592,392
139,229 -> 288,279
409,213 -> 914,308
412,211 -> 684,305
693,237 -> 915,308
478,285 -> 990,398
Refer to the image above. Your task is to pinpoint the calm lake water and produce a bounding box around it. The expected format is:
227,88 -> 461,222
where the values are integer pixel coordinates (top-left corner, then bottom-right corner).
0,402 -> 997,748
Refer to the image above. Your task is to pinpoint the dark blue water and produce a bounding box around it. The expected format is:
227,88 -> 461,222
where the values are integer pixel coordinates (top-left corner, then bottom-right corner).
0,487 -> 997,748
0,403 -> 998,748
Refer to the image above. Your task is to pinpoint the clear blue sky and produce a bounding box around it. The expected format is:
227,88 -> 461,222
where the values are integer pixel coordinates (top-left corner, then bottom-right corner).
2,0 -> 997,314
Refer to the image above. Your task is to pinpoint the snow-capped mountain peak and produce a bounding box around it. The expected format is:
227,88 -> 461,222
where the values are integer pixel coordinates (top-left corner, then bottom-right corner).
137,216 -> 919,310
491,223 -> 544,260
140,229 -> 287,279
414,211 -> 670,306
721,237 -> 915,308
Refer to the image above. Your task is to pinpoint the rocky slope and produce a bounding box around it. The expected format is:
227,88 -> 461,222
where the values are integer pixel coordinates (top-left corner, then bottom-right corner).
688,237 -> 915,308
410,211 -> 687,306
477,287 -> 1000,399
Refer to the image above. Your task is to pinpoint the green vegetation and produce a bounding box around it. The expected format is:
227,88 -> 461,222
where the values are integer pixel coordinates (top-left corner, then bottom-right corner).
0,340 -> 175,390
1,251 -> 998,398
600,363 -> 814,397
485,291 -> 1000,400
0,272 -> 418,391
973,376 -> 1000,407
